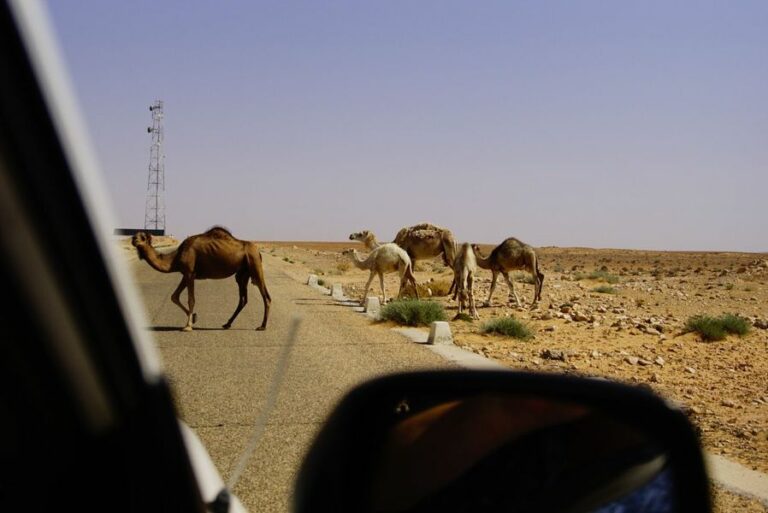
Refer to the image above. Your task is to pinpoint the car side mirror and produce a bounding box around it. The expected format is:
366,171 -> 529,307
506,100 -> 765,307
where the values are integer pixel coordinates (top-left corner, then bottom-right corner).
294,371 -> 710,513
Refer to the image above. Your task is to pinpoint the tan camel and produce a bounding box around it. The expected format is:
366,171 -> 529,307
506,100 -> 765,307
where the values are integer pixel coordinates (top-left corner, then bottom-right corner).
472,238 -> 544,309
341,244 -> 419,305
131,227 -> 271,331
453,242 -> 479,319
350,223 -> 458,296
349,223 -> 457,267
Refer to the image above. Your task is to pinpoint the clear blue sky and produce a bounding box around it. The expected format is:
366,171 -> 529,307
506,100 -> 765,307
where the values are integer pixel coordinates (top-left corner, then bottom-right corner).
48,1 -> 767,251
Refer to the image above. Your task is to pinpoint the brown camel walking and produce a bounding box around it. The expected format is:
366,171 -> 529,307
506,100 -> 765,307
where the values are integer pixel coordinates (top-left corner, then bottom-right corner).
472,238 -> 544,308
131,226 -> 271,331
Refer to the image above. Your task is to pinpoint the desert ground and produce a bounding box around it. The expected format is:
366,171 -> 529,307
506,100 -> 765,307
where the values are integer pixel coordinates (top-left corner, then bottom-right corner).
260,240 -> 767,511
120,236 -> 768,511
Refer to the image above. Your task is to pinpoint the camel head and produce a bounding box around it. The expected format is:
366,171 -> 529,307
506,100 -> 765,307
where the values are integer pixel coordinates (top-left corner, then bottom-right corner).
131,232 -> 153,259
349,231 -> 370,242
341,248 -> 356,257
131,231 -> 152,247
471,243 -> 483,255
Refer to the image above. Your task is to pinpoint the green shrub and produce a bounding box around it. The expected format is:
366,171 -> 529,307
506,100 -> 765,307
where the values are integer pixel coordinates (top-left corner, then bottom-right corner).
592,285 -> 618,294
718,314 -> 751,336
380,299 -> 446,326
481,317 -> 534,341
683,314 -> 751,341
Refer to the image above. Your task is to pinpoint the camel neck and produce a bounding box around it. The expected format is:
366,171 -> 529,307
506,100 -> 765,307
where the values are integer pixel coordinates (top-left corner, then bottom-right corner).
364,235 -> 380,250
347,251 -> 370,270
474,251 -> 492,270
139,244 -> 177,273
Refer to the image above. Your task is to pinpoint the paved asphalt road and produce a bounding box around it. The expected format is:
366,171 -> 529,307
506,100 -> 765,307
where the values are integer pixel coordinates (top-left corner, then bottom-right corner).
130,253 -> 454,512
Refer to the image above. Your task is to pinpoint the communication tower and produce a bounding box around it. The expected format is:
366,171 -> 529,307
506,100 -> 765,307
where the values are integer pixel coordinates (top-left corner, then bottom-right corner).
144,100 -> 165,232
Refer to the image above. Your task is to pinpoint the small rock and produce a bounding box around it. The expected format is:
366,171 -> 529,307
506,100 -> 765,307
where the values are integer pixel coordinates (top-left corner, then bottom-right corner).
650,373 -> 661,383
654,356 -> 665,366
638,359 -> 652,366
541,349 -> 567,361
544,325 -> 557,332
590,350 -> 600,358
625,356 -> 640,365
721,399 -> 737,408
685,367 -> 696,374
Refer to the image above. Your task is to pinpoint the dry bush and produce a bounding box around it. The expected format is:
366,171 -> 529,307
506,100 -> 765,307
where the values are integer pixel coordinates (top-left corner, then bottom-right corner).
336,261 -> 351,273
424,279 -> 454,297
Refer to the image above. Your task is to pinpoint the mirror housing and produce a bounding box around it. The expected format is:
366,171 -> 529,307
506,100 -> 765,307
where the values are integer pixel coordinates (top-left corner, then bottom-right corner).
294,371 -> 710,513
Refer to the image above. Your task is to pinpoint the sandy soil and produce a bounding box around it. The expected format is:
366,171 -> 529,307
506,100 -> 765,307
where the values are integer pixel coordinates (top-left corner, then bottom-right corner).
261,242 -> 768,475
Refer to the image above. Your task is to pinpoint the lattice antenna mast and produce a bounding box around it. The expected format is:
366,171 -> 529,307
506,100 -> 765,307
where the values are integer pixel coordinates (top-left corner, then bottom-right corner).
144,100 -> 165,231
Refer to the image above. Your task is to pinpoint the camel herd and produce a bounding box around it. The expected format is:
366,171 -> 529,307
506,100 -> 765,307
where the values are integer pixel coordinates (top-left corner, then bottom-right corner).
347,223 -> 544,320
131,223 -> 543,331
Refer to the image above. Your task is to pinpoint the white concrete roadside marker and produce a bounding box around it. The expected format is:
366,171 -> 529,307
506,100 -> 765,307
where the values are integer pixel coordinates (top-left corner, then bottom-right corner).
364,296 -> 381,319
331,283 -> 344,300
307,274 -> 318,286
427,321 -> 453,345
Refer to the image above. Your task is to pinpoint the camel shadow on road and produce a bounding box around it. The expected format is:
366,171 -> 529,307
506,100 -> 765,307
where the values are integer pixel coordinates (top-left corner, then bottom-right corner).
146,326 -> 257,332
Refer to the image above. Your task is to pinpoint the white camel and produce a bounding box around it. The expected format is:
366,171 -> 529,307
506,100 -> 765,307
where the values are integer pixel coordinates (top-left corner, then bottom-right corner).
453,242 -> 479,319
341,244 -> 419,305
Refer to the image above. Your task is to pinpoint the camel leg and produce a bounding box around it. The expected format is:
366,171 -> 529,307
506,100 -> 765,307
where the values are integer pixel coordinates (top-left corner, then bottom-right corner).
410,270 -> 419,300
253,278 -> 271,331
468,273 -> 479,319
528,270 -> 542,309
171,277 -> 198,329
448,277 -> 457,300
399,265 -> 419,300
379,272 -> 387,304
223,271 -> 248,329
361,270 -> 376,306
535,270 -> 545,303
483,271 -> 498,307
245,250 -> 272,330
502,271 -> 522,307
171,277 -> 190,319
182,277 -> 196,331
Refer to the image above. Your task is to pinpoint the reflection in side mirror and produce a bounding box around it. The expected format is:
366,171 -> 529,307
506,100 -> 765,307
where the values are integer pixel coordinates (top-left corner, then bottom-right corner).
373,395 -> 669,513
295,371 -> 711,513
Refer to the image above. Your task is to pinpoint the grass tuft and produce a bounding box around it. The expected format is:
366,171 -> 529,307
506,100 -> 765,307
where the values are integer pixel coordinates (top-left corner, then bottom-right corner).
574,270 -> 619,284
683,314 -> 750,341
453,312 -> 475,322
380,299 -> 446,327
592,285 -> 618,294
481,317 -> 535,341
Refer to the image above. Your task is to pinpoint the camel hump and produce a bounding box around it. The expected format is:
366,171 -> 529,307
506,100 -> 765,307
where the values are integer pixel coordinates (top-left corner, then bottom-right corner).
501,237 -> 528,248
204,226 -> 235,239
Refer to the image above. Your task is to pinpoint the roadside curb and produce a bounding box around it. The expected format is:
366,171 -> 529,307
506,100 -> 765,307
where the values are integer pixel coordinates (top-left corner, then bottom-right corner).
706,453 -> 768,507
